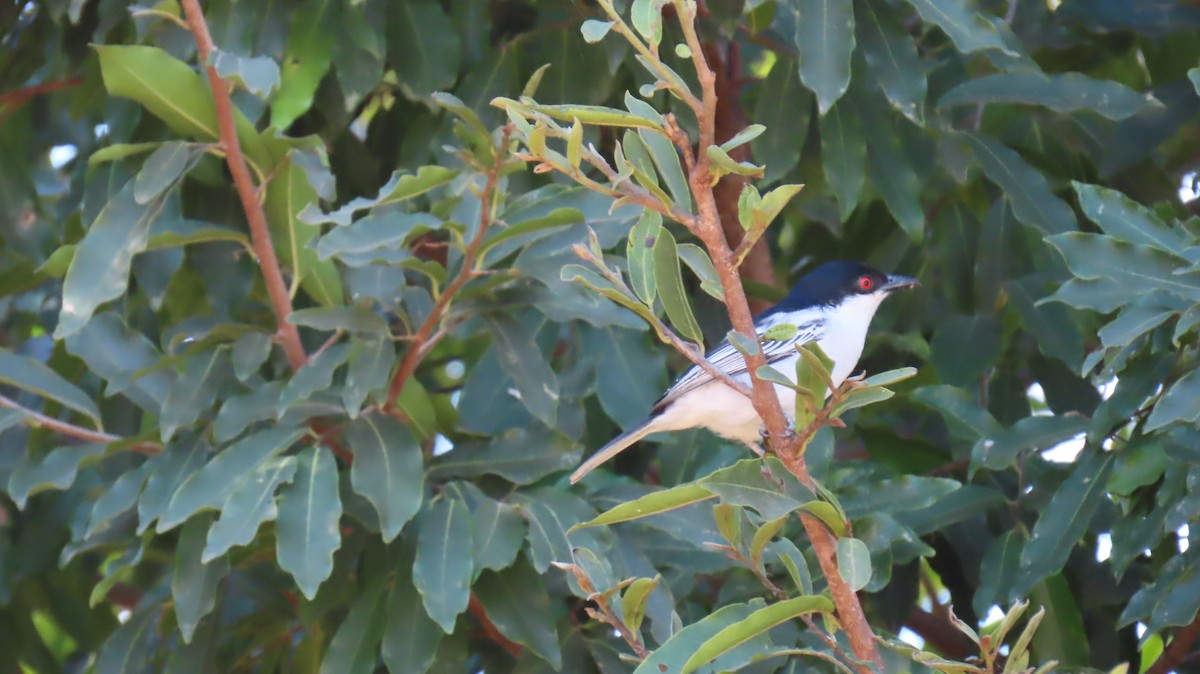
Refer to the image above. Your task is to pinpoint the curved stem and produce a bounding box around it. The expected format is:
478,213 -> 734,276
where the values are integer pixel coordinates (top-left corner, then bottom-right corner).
0,394 -> 160,455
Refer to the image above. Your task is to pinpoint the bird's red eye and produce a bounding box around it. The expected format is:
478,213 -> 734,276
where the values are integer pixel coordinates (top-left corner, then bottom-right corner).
858,275 -> 873,291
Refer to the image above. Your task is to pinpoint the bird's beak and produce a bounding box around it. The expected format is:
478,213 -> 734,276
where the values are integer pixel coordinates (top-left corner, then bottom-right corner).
882,274 -> 919,292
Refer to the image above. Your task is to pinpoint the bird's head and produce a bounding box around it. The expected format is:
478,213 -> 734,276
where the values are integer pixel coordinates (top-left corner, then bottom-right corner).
775,260 -> 918,315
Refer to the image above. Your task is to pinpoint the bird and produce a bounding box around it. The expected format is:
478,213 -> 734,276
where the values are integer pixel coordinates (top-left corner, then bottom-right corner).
569,260 -> 917,484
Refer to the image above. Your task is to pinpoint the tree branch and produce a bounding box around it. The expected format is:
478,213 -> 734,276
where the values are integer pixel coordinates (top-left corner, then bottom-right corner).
385,130 -> 512,413
0,78 -> 83,109
0,394 -> 160,455
469,593 -> 523,658
1147,613 -> 1200,674
179,0 -> 308,372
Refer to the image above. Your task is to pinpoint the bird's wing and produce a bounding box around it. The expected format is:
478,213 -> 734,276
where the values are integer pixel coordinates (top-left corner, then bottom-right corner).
652,319 -> 825,413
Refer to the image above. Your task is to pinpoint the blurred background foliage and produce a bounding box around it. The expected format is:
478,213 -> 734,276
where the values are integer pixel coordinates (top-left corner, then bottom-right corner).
1,0 -> 1200,672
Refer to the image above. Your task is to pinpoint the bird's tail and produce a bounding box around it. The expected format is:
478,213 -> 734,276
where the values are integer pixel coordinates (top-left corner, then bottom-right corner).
569,419 -> 657,484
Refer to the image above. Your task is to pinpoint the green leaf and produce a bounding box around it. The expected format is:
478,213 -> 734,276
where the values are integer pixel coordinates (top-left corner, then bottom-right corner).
343,336 -> 397,418
857,96 -> 926,241
1073,182 -> 1186,251
138,439 -> 208,534
429,425 -> 579,484
626,94 -> 692,211
319,574 -> 389,674
971,415 -> 1088,474
771,538 -> 814,594
472,496 -> 527,573
1018,452 -> 1114,591
653,228 -> 704,344
277,444 -> 343,600
756,365 -> 796,388
821,99 -> 866,220
580,19 -> 615,43
89,142 -> 161,166
836,537 -> 872,591
209,48 -> 280,98
230,332 -> 272,382
573,484 -> 716,529
680,596 -> 834,674
56,181 -> 170,338
475,559 -> 563,669
390,0 -> 462,98
1098,304 -> 1176,350
172,515 -> 230,643
160,347 -> 230,441
903,0 -> 1017,55
841,476 -> 960,519
749,516 -> 788,567
413,497 -> 474,633
621,576 -> 660,634
753,59 -> 811,183
289,307 -> 389,336
93,607 -> 158,674
627,209 -> 662,305
1005,276 -> 1084,367
857,0 -> 925,122
862,367 -> 917,387
263,153 -> 344,308
1146,370 -> 1200,431
271,0 -> 335,128
1028,575 -> 1090,667
203,456 -> 297,562
506,100 -> 668,133
133,141 -> 199,204
939,72 -> 1158,121
301,167 -> 458,227
705,144 -> 764,177
383,556 -> 444,674
698,459 -> 816,520
1047,232 -> 1200,302
0,348 -> 102,426
586,327 -> 667,429
930,314 -> 1002,388
633,600 -> 770,674
719,124 -> 766,153
1040,277 -> 1132,313
631,0 -> 668,46
912,385 -> 1003,440
485,314 -> 559,427
346,413 -> 424,543
7,443 -> 106,509
964,134 -> 1076,235
793,0 -> 855,114
87,463 -> 151,537
315,212 -> 441,263
160,427 -> 305,532
277,343 -> 350,416
975,530 -> 1023,617
515,488 -> 597,573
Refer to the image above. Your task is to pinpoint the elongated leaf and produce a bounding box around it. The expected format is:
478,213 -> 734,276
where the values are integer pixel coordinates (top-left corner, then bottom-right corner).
485,314 -> 559,427
621,576 -> 661,634
302,167 -> 458,227
627,209 -> 661,305
971,415 -> 1088,473
429,425 -> 579,484
230,332 -> 272,382
0,349 -> 101,426
912,385 -> 1003,439
390,0 -> 461,98
138,439 -> 208,534
1073,182 -> 1186,251
965,134 -> 1075,235
903,0 -> 1016,55
930,314 -> 1001,388
160,347 -> 230,441
319,575 -> 388,674
413,497 -> 474,633
752,60 -> 810,183
1040,277 -> 1132,313
857,0 -> 925,122
56,181 -> 169,338
698,459 -> 816,520
263,153 -> 344,307
633,600 -> 769,674
277,445 -> 343,599
209,48 -> 280,97
653,228 -> 703,344
382,558 -> 443,674
277,343 -> 350,416
840,476 -> 961,519
472,496 -> 527,573
585,326 -> 667,429
793,0 -> 855,113
821,99 -> 866,219
475,560 -> 562,668
1018,452 -> 1114,591
939,72 -> 1158,121
515,488 -> 597,572
159,426 -> 305,532
1146,370 -> 1200,431
1047,233 -> 1200,302
203,457 -> 297,562
271,0 -> 334,129
134,142 -> 199,204
681,596 -> 834,674
836,537 -> 872,591
858,99 -> 926,241
343,336 -> 396,418
346,413 -> 423,542
289,307 -> 389,336
574,484 -> 716,529
7,443 -> 107,509
316,212 -> 441,263
173,515 -> 230,643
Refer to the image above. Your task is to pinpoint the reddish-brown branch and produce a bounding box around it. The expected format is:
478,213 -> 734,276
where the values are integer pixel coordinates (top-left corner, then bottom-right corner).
0,394 -> 160,455
385,131 -> 511,413
0,78 -> 83,108
1147,613 -> 1200,674
469,594 -> 523,658
179,0 -> 307,372
705,40 -> 778,313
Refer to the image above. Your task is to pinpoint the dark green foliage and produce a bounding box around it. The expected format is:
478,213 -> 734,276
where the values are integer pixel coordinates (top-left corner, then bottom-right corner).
1,0 -> 1198,672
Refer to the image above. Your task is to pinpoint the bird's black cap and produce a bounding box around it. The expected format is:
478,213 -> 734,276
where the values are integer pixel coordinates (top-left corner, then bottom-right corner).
773,260 -> 918,311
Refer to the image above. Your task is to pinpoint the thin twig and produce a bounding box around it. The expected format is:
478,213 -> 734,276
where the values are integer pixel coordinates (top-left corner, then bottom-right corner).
0,78 -> 83,108
179,0 -> 308,372
0,394 -> 160,455
385,129 -> 513,413
1147,613 -> 1200,674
